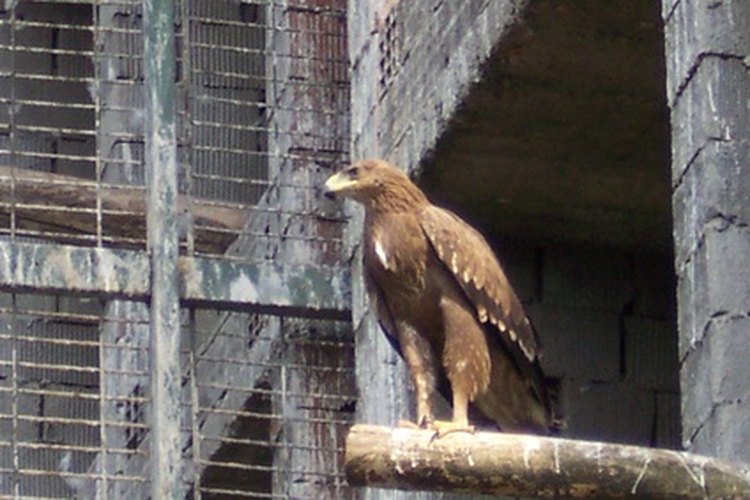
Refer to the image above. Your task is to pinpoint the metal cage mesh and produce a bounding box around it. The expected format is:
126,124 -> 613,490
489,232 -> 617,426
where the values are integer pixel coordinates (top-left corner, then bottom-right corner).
0,0 -> 352,498
185,312 -> 354,498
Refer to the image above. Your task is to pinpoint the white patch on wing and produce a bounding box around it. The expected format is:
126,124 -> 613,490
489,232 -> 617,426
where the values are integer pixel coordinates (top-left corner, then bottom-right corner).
374,238 -> 389,270
477,305 -> 488,322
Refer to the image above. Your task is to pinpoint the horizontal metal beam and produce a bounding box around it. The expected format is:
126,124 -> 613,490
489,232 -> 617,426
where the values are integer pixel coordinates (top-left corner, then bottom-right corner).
0,241 -> 351,319
180,255 -> 351,320
0,240 -> 151,298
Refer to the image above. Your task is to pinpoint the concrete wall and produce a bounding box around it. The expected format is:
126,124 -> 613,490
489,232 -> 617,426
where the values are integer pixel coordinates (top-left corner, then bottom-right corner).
500,238 -> 678,448
349,0 -> 526,171
663,0 -> 750,464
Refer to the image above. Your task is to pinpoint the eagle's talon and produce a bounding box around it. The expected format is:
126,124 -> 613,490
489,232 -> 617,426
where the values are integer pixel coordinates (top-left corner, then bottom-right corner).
418,415 -> 434,429
429,420 -> 475,440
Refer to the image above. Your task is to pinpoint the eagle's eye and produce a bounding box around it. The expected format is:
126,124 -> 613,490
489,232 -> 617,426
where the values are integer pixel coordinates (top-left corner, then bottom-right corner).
345,165 -> 360,178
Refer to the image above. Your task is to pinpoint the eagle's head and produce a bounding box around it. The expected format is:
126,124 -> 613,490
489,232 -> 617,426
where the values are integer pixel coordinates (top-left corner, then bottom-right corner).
323,159 -> 427,211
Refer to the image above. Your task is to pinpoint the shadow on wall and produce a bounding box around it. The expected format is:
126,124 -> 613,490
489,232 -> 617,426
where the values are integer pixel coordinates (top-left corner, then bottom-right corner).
495,236 -> 679,448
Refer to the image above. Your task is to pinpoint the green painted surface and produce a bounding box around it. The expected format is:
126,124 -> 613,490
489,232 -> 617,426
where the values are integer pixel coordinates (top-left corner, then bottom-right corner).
0,242 -> 350,318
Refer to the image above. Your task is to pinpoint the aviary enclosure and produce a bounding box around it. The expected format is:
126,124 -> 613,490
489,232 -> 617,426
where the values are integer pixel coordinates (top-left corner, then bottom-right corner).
0,0 -> 354,497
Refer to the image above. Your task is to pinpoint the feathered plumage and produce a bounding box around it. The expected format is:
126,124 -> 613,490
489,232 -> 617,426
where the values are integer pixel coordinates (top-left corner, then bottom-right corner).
324,159 -> 553,433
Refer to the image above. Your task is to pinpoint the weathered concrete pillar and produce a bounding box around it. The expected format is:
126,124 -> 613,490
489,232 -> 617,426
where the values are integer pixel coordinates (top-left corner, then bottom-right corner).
662,1 -> 750,463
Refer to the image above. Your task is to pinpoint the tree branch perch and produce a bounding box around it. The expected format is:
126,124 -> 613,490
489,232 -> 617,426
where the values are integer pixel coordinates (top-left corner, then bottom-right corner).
345,424 -> 750,498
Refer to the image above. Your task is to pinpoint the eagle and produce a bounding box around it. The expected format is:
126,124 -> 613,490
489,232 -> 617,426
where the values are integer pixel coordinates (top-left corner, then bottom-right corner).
324,159 -> 554,435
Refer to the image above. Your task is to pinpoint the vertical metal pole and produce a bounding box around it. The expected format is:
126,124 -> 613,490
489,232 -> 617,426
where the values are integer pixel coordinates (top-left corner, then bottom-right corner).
188,309 -> 202,500
144,0 -> 183,498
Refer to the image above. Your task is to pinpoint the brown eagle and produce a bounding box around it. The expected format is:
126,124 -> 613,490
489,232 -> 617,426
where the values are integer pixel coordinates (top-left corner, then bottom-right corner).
324,159 -> 554,434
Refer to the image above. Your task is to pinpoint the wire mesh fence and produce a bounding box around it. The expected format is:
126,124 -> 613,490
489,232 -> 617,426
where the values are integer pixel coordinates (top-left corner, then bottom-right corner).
0,0 -> 352,497
0,300 -> 355,498
0,295 -> 150,497
185,312 -> 354,499
0,0 -> 348,260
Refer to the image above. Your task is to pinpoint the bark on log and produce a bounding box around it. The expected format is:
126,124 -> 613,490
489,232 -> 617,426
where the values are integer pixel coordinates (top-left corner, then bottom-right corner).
0,166 -> 248,253
345,424 -> 750,498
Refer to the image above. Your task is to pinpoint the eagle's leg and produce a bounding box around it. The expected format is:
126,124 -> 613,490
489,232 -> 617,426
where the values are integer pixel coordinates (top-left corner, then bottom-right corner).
451,389 -> 471,428
396,323 -> 439,428
429,388 -> 476,438
426,358 -> 479,437
429,295 -> 490,437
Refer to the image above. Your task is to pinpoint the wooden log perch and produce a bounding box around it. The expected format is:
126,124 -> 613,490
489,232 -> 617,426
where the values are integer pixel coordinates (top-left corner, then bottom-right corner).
345,424 -> 750,498
0,166 -> 248,253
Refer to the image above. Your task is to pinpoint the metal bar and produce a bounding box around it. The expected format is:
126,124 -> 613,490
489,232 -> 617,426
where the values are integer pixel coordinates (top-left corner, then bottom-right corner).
188,309 -> 203,500
93,0 -> 103,249
0,241 -> 351,318
144,0 -> 182,497
0,241 -> 150,298
8,1 -> 17,241
181,2 -> 196,258
179,256 -> 350,320
98,306 -> 110,499
10,297 -> 20,500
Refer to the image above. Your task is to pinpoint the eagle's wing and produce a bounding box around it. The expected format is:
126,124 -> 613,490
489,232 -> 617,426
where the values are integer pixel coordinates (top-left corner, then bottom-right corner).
363,263 -> 402,355
419,205 -> 540,362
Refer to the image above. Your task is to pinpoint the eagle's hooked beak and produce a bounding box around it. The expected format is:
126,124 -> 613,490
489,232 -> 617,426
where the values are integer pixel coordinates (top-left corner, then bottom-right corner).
323,170 -> 356,200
